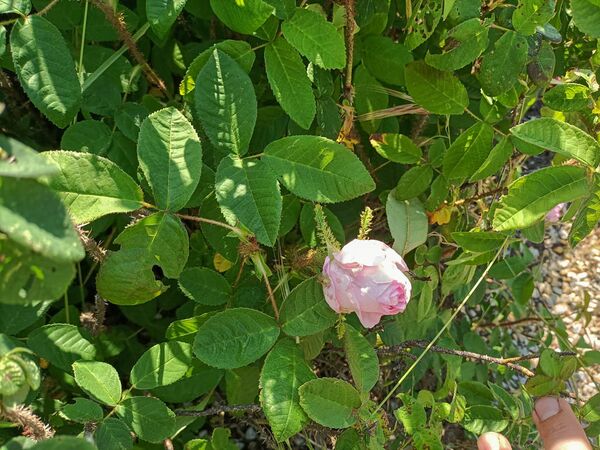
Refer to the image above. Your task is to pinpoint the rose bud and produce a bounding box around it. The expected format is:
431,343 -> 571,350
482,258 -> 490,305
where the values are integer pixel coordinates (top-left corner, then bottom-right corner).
322,239 -> 412,328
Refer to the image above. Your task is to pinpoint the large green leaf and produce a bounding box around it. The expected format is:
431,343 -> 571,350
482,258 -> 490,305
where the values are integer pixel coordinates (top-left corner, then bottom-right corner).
260,338 -> 316,442
60,398 -> 104,423
215,155 -> 282,246
194,50 -> 257,156
262,136 -> 375,203
512,0 -> 555,35
0,135 -> 59,178
95,418 -> 133,450
493,166 -> 590,231
138,107 -> 203,211
405,61 -> 468,115
146,0 -> 186,38
443,122 -> 494,182
179,40 -> 255,96
470,136 -> 513,181
571,0 -> 600,38
96,213 -> 188,305
404,0 -> 443,49
362,36 -> 413,86
280,277 -> 337,337
569,174 -> 600,247
130,341 -> 192,389
0,178 -> 84,263
451,231 -> 507,253
72,360 -> 122,406
425,18 -> 489,71
41,151 -> 144,224
178,267 -> 232,306
298,378 -> 361,428
0,238 -> 74,304
510,118 -> 600,167
0,301 -> 51,333
369,134 -> 422,164
543,83 -> 591,112
28,324 -> 96,372
193,308 -> 280,369
344,325 -> 379,394
478,31 -> 528,96
61,120 -> 112,155
209,0 -> 274,34
386,195 -> 428,255
394,165 -> 433,200
264,37 -> 316,129
281,8 -> 346,69
10,16 -> 81,128
115,396 -> 176,443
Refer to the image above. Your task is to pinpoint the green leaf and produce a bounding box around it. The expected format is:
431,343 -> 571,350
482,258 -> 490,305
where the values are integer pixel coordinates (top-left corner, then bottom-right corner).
41,151 -> 144,224
524,374 -> 563,396
569,175 -> 600,247
72,360 -> 122,406
463,405 -> 509,434
115,102 -> 149,141
225,366 -> 260,405
215,155 -> 282,246
488,383 -> 520,420
386,195 -> 428,255
543,83 -> 591,112
0,238 -> 74,304
344,325 -> 379,394
151,359 -> 223,403
138,107 -> 203,211
510,118 -> 600,167
130,341 -> 192,389
0,178 -> 84,263
61,120 -> 112,155
425,18 -> 489,71
28,324 -> 96,372
582,393 -> 600,422
451,231 -> 506,252
193,308 -> 280,369
571,0 -> 600,38
395,396 -> 427,435
265,37 -> 315,130
470,136 -> 513,181
60,398 -> 104,423
179,40 -> 255,96
512,0 -> 555,35
369,133 -> 422,164
299,378 -> 361,428
263,136 -> 375,203
0,0 -> 30,14
209,0 -> 274,34
394,165 -> 433,200
97,213 -> 189,305
260,338 -> 316,442
10,16 -> 81,128
493,166 -> 590,231
0,301 -> 50,334
178,267 -> 232,306
404,0 -> 443,49
478,31 -> 528,96
115,396 -> 176,443
282,8 -> 346,69
95,418 -> 133,450
194,50 -> 257,156
29,437 -> 96,450
0,135 -> 59,179
147,0 -> 186,38
405,61 -> 468,115
443,122 -> 494,183
362,36 -> 413,86
458,381 -> 495,405
280,277 -> 337,337
538,349 -> 561,377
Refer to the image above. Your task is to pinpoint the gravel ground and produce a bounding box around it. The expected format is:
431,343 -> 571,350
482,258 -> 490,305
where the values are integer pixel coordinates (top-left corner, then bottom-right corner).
535,224 -> 600,401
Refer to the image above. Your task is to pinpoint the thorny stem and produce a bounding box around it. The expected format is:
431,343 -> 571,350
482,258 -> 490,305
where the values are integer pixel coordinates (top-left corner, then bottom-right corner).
379,340 -> 576,378
343,0 -> 356,105
0,0 -> 61,26
175,213 -> 244,236
452,186 -> 508,206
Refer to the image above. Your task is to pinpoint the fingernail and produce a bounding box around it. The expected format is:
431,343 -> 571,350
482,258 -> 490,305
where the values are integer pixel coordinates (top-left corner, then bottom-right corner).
486,434 -> 501,450
535,397 -> 561,421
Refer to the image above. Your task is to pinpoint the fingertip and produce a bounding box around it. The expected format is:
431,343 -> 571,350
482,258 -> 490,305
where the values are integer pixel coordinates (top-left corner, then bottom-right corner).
477,432 -> 512,450
532,396 -> 592,450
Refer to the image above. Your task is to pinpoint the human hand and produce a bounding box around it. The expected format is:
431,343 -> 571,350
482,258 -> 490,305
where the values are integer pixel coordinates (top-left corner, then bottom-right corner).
477,397 -> 593,450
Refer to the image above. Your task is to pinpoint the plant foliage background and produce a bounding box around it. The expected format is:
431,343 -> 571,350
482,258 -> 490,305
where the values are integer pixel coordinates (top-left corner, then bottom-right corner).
0,0 -> 599,448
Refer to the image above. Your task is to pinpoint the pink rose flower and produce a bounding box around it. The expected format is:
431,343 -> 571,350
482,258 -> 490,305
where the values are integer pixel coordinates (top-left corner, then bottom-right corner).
546,203 -> 565,223
322,239 -> 412,328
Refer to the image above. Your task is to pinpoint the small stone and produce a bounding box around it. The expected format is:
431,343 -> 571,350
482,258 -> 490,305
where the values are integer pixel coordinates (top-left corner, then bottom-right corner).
554,246 -> 564,254
559,228 -> 569,240
244,427 -> 257,441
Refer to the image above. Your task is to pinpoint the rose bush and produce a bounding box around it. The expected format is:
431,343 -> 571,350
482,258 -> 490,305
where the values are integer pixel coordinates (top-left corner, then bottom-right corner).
0,0 -> 599,449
